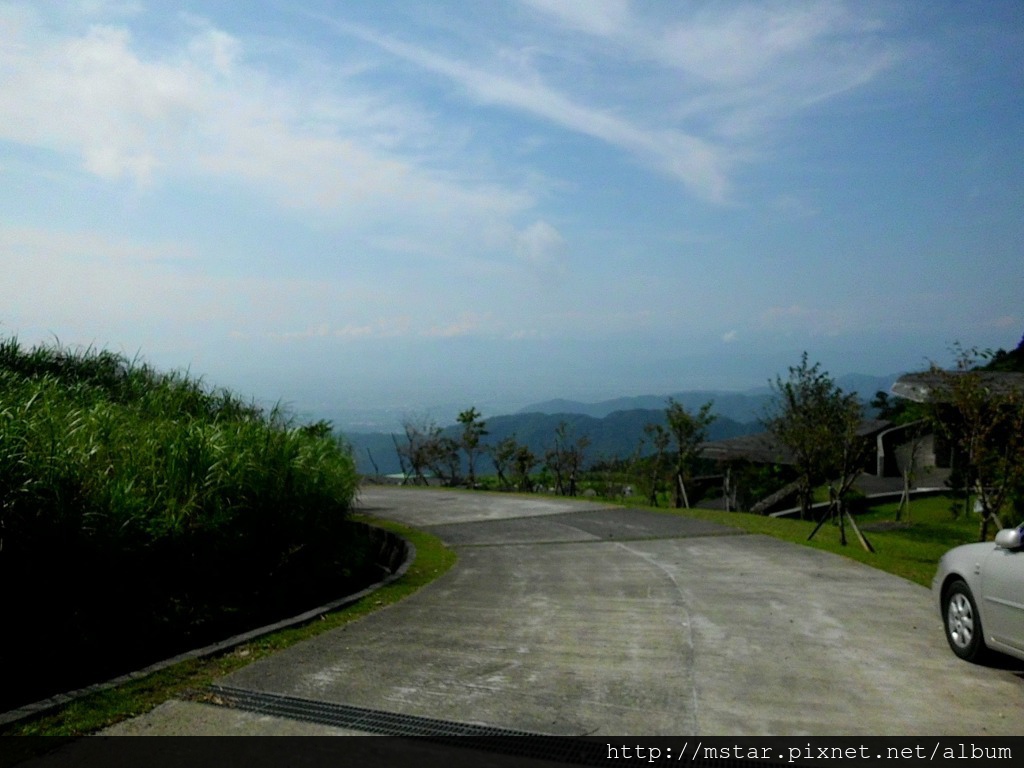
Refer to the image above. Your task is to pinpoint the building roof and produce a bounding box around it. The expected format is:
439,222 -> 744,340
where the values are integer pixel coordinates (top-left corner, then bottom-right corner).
701,432 -> 790,464
700,419 -> 890,465
891,371 -> 1024,403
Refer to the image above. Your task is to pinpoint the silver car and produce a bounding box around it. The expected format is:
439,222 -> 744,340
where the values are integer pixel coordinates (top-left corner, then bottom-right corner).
932,526 -> 1024,662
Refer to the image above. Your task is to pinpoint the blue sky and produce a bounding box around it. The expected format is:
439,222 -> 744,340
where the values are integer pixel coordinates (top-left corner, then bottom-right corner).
2,1 -> 1022,423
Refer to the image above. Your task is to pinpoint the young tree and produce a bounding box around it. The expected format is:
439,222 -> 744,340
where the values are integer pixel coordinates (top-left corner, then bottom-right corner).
426,435 -> 461,487
818,391 -> 874,549
490,434 -> 519,491
457,407 -> 488,488
545,421 -> 590,496
642,422 -> 670,507
513,443 -> 539,492
763,353 -> 867,521
894,421 -> 928,523
665,398 -> 716,508
926,347 -> 1024,540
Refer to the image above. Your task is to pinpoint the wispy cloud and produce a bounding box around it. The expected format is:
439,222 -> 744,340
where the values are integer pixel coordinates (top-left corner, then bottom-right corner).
520,0 -> 903,140
319,18 -> 732,202
519,0 -> 631,38
300,1 -> 904,206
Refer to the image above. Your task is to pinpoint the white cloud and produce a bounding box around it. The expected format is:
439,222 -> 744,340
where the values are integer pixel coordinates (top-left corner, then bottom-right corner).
423,313 -> 490,339
0,7 -> 534,232
0,22 -> 207,184
515,220 -> 565,273
722,330 -> 739,343
0,1 -> 901,227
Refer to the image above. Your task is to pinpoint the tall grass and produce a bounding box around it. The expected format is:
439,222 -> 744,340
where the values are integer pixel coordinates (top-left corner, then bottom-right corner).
0,337 -> 361,710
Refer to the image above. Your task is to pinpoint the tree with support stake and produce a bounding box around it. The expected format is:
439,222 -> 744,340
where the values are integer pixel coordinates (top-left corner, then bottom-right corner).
804,396 -> 875,552
766,352 -> 874,549
807,483 -> 875,553
665,398 -> 715,509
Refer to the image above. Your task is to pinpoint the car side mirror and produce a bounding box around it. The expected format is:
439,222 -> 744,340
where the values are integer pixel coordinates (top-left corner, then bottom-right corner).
994,528 -> 1023,550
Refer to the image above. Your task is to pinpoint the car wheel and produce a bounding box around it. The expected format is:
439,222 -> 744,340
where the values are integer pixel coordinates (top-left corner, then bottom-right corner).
944,580 -> 985,661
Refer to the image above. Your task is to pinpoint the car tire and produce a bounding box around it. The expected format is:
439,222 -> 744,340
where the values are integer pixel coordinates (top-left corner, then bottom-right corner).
944,580 -> 986,662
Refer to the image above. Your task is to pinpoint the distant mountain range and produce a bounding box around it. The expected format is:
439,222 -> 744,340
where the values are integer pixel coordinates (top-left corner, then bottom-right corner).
346,373 -> 900,476
516,373 -> 899,422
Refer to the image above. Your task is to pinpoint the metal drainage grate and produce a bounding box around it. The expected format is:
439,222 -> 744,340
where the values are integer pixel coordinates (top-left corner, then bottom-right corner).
205,684 -> 607,765
203,685 -> 788,768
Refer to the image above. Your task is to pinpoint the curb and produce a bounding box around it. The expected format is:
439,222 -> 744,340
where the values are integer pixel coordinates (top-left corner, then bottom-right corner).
0,524 -> 414,727
768,487 -> 950,518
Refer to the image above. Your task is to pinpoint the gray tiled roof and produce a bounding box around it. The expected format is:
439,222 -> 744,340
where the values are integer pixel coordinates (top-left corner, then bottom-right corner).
892,371 -> 1024,402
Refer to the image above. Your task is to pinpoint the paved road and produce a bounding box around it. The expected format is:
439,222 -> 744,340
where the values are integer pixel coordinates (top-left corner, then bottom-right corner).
105,487 -> 1022,736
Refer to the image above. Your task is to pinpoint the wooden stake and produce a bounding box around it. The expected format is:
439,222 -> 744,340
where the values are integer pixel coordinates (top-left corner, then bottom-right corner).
845,508 -> 875,553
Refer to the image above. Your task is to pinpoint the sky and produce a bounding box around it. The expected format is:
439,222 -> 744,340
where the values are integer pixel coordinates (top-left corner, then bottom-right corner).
2,0 -> 1022,426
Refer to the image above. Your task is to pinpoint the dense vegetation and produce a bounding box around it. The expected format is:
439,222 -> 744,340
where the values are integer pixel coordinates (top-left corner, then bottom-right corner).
0,338 -> 361,711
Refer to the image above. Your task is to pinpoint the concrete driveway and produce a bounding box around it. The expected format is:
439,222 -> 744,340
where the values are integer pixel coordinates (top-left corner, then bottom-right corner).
105,486 -> 1022,736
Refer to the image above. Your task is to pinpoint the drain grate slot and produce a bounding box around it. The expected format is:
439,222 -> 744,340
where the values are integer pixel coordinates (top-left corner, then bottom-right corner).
209,684 -> 535,736
206,685 -> 607,764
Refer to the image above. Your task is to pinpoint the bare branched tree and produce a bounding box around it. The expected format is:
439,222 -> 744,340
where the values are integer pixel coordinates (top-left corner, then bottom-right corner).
545,421 -> 589,496
396,417 -> 441,485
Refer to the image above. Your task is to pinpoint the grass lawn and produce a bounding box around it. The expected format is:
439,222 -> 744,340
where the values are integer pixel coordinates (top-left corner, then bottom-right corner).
654,494 -> 993,587
0,517 -> 455,738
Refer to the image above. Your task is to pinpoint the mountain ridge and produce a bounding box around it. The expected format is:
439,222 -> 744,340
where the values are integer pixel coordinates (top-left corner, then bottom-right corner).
345,373 -> 901,476
517,373 -> 899,422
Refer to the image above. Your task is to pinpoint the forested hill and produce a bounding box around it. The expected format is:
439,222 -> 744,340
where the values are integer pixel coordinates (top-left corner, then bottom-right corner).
346,408 -> 759,477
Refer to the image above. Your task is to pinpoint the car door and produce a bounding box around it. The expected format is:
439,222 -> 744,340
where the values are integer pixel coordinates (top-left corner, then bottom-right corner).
981,541 -> 1024,656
